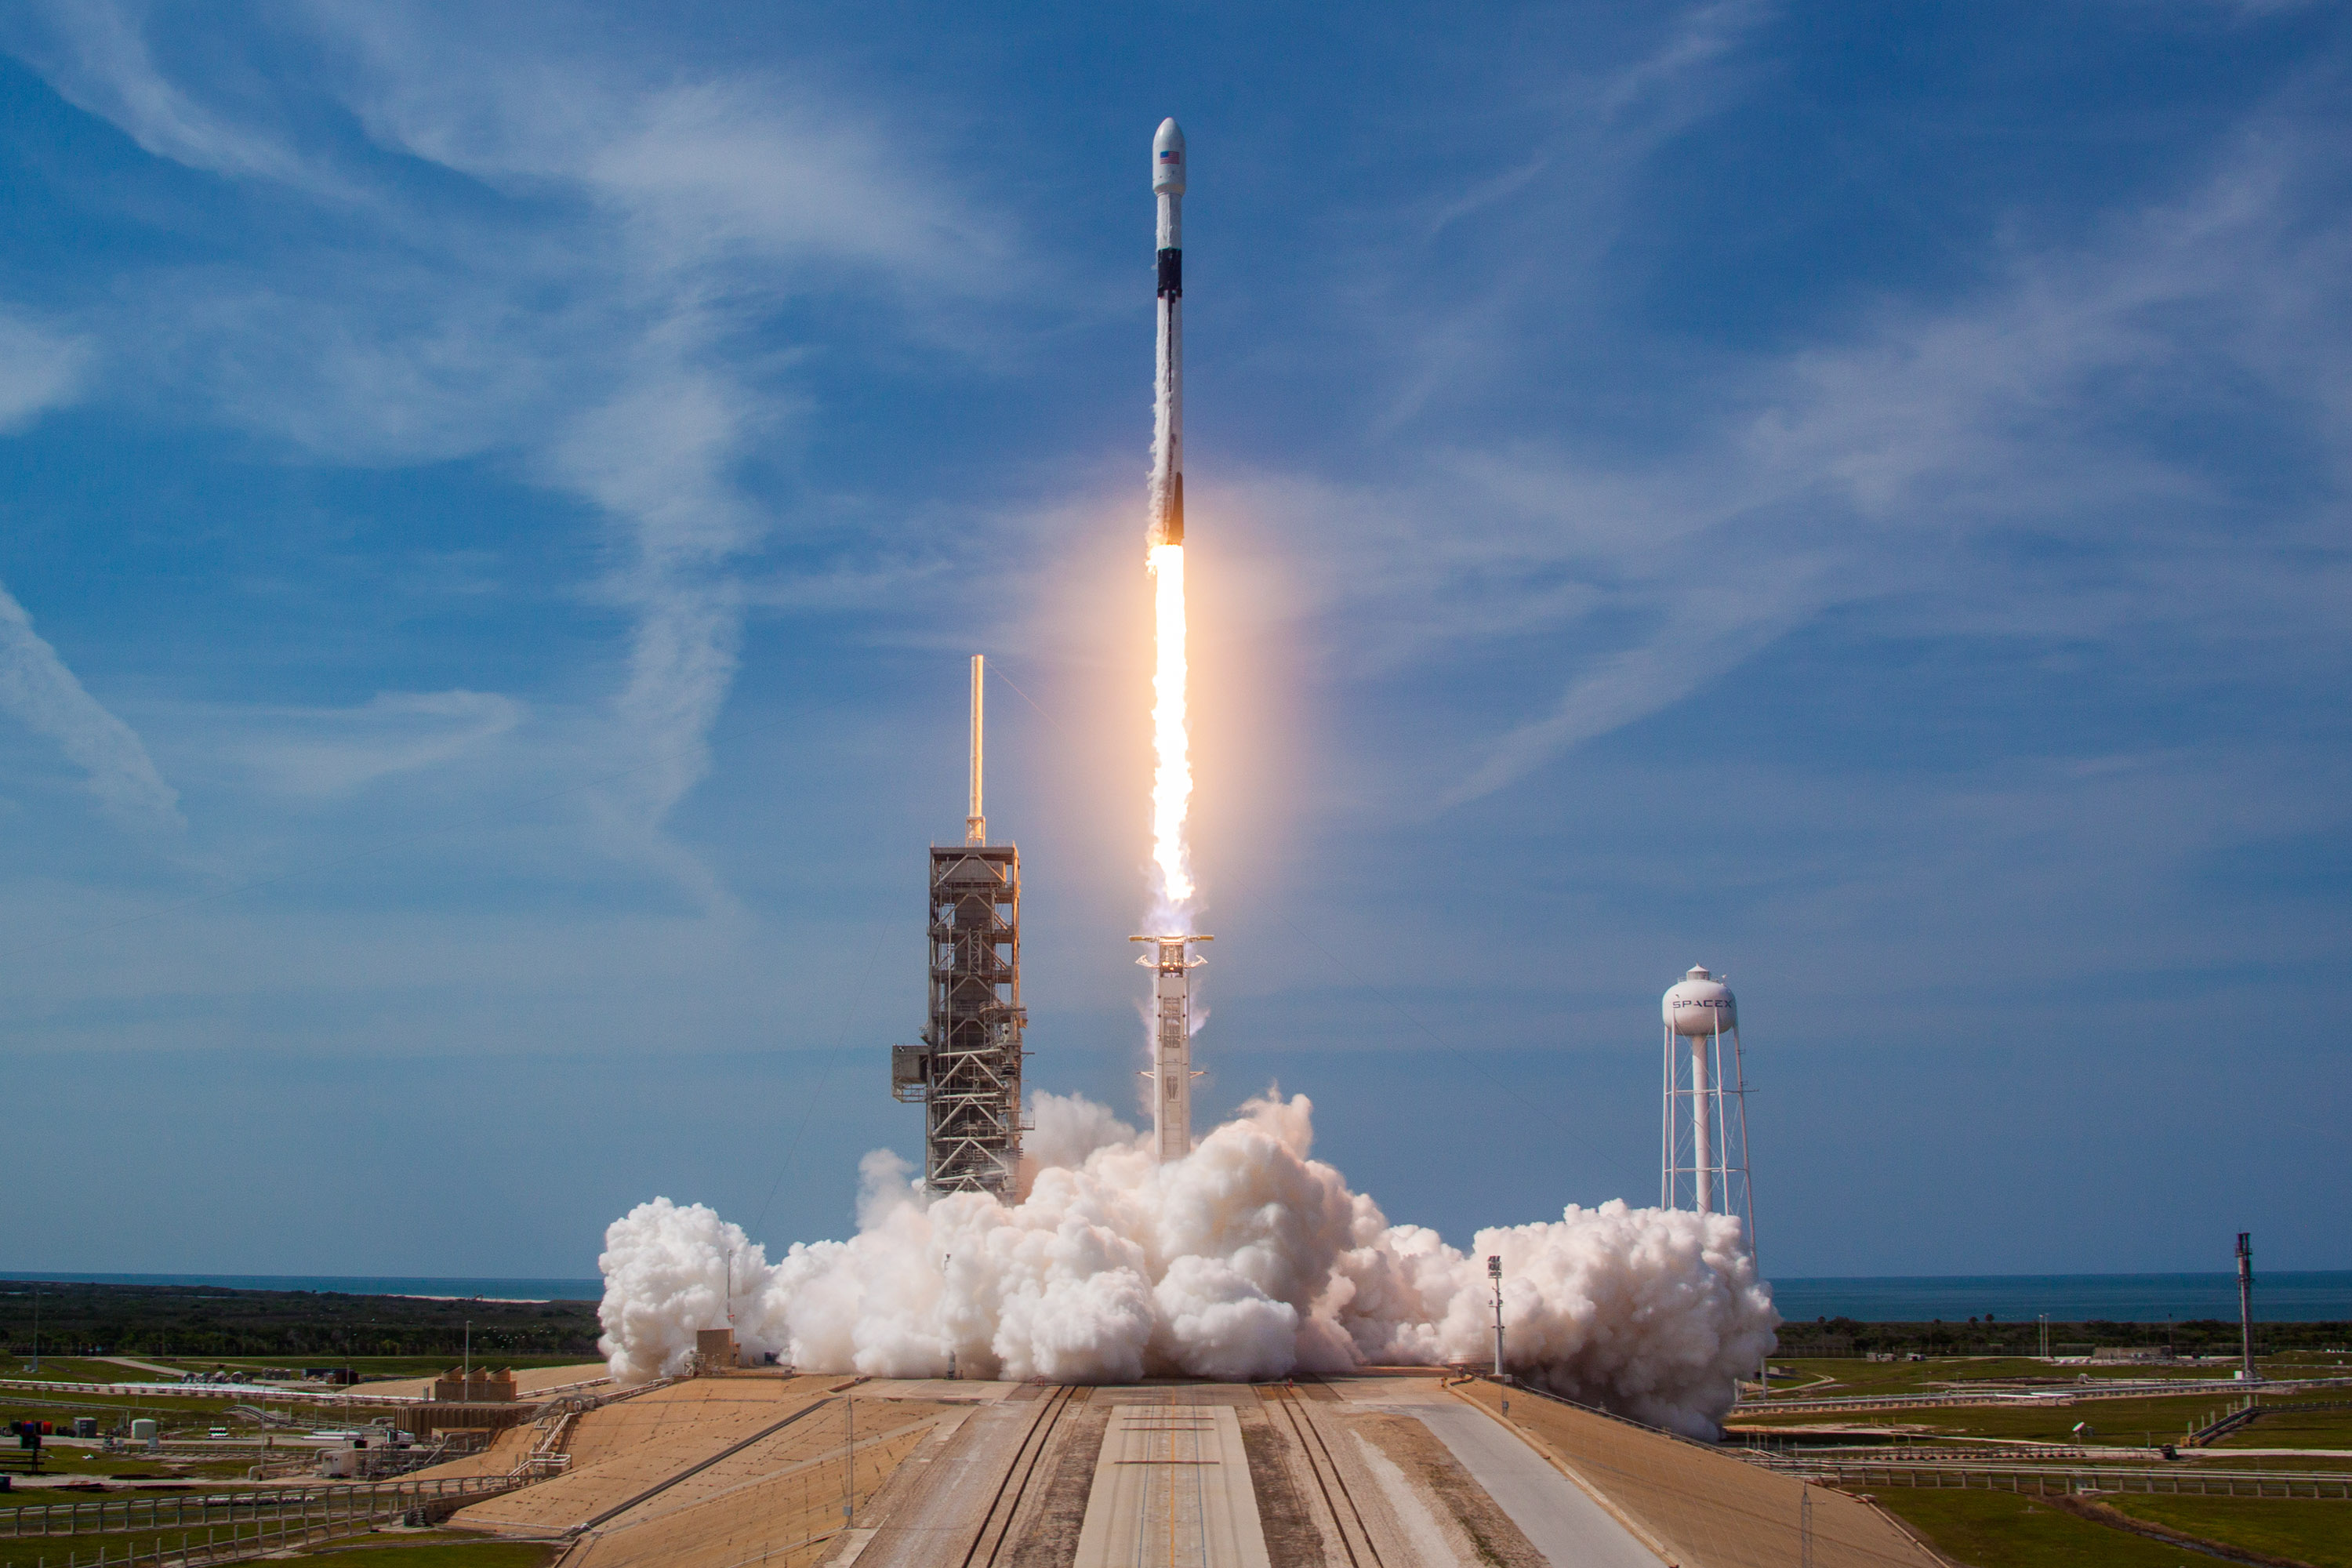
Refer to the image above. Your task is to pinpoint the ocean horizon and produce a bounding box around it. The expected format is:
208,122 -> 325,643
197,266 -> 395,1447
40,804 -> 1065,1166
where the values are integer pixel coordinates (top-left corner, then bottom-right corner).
6,1269 -> 2350,1323
0,1272 -> 607,1301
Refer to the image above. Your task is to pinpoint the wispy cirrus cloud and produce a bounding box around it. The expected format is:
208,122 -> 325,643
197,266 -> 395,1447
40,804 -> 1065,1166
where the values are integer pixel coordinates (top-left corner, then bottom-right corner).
210,690 -> 526,800
0,583 -> 182,832
0,309 -> 90,431
4,0 -> 1014,881
0,307 -> 174,833
1243,56 -> 2352,811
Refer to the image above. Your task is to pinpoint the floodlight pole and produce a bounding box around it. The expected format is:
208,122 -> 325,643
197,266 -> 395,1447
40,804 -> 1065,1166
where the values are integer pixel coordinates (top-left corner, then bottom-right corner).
843,1396 -> 856,1527
1488,1255 -> 1504,1380
2237,1233 -> 2256,1382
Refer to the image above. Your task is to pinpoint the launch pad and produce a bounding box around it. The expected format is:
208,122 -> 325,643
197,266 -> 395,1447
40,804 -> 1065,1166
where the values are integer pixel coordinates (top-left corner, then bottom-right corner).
416,1370 -> 1932,1568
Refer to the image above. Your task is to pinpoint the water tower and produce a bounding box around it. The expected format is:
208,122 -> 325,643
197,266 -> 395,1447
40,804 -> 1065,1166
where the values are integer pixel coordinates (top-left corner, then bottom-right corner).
1661,965 -> 1757,1252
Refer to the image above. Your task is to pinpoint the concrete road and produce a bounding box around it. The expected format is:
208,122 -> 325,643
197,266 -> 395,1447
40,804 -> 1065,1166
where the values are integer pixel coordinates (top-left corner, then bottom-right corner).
1072,1403 -> 1271,1568
835,1400 -> 1022,1568
1332,1377 -> 1662,1568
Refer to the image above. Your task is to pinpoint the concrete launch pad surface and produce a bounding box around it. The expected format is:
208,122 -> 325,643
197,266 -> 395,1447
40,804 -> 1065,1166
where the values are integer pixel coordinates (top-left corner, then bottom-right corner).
1448,1379 -> 1942,1568
1070,1403 -> 1270,1568
1332,1375 -> 1659,1568
407,1371 -> 1938,1567
829,1385 -> 1065,1568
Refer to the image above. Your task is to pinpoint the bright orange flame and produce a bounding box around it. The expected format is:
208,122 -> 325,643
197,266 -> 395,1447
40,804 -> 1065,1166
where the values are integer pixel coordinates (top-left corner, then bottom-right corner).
1149,543 -> 1192,906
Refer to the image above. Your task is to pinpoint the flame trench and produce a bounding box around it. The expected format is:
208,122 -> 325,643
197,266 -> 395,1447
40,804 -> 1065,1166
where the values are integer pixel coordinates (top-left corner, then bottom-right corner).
1149,543 -> 1193,909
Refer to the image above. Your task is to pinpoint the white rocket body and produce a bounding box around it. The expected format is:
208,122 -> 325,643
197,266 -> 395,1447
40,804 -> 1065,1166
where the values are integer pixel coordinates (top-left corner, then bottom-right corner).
1149,118 -> 1185,549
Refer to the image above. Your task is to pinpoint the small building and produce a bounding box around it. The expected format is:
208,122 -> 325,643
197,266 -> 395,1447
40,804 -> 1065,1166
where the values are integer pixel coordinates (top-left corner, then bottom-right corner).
431,1367 -> 518,1402
691,1330 -> 742,1376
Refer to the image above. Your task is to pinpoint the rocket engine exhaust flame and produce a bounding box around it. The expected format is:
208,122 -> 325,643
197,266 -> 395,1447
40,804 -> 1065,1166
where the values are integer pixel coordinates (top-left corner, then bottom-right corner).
1147,118 -> 1192,918
1149,542 -> 1192,909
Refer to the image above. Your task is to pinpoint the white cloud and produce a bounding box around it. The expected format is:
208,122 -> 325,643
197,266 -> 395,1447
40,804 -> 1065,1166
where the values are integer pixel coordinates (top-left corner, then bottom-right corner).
214,690 -> 525,799
0,583 -> 182,832
0,310 -> 91,430
4,2 -> 1007,883
6,2 -> 328,189
1258,88 -> 2352,808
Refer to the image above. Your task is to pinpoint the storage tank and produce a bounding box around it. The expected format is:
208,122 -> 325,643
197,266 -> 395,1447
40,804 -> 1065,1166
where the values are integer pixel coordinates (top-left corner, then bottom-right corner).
1663,965 -> 1736,1036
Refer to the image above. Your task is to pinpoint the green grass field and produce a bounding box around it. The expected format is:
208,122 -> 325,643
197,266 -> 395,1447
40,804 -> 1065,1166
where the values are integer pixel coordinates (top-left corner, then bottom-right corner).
1739,1388 -> 2352,1455
2108,1495 -> 2352,1568
1759,1356 -> 2298,1401
193,1356 -> 593,1379
1742,1391 -> 2274,1446
1861,1486 -> 2238,1566
2,1388 -> 300,1424
2213,1406 -> 2352,1450
4,1447 -> 245,1480
2,1359 -> 186,1385
2202,1453 -> 2352,1472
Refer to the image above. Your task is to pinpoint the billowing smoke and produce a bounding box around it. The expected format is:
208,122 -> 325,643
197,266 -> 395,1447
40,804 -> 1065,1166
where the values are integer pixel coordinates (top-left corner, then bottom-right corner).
597,1090 -> 1777,1437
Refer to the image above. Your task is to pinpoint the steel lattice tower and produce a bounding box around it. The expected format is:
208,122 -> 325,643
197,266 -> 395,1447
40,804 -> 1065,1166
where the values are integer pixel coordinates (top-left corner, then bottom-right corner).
893,657 -> 1026,1197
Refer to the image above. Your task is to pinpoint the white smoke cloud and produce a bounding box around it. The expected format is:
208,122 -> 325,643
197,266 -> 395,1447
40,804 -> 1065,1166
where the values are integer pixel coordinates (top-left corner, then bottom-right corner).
597,1089 -> 1777,1437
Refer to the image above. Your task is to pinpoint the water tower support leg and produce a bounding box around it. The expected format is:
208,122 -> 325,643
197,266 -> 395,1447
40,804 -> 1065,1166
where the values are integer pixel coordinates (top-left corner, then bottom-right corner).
1692,1034 -> 1711,1217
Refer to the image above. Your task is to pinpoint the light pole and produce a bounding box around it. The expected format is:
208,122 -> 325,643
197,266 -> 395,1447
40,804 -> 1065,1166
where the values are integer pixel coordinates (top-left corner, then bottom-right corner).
842,1396 -> 856,1529
1487,1256 -> 1504,1381
2236,1233 -> 2256,1382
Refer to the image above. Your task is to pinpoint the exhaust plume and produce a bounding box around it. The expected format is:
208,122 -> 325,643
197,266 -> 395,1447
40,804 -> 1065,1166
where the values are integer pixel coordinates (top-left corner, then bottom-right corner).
597,1090 -> 1777,1437
1148,542 -> 1192,910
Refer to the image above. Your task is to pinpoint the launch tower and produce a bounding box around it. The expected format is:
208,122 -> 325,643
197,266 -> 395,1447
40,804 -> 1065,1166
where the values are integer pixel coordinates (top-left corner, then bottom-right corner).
893,658 -> 1026,1197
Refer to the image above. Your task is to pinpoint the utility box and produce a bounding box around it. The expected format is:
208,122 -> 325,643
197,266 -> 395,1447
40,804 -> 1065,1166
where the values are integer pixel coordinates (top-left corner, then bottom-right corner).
131,1419 -> 158,1450
72,1419 -> 96,1439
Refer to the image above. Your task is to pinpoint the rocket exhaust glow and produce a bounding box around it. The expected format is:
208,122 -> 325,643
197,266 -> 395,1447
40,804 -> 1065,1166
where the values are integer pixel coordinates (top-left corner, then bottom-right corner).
1149,543 -> 1192,905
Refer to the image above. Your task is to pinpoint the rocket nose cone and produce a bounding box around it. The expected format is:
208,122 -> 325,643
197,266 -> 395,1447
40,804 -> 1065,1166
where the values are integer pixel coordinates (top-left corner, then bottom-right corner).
1153,118 -> 1186,194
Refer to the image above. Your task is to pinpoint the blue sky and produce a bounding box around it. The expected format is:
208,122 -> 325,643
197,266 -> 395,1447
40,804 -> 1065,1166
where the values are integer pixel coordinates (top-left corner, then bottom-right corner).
2,1 -> 2346,1283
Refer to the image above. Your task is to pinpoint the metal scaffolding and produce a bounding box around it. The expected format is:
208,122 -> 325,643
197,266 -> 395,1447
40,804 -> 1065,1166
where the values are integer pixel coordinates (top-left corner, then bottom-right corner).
898,844 -> 1025,1196
891,656 -> 1026,1198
